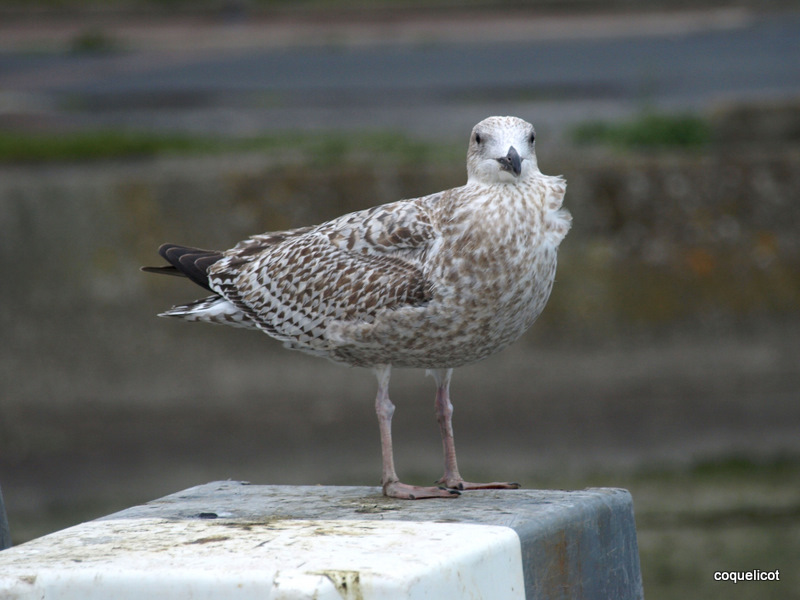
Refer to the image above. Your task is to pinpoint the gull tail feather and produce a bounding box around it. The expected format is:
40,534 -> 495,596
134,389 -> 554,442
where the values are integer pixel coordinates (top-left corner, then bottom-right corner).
143,243 -> 258,330
159,295 -> 257,330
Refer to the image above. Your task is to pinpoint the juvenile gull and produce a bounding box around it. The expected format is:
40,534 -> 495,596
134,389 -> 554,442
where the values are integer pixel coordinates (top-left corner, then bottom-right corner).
143,116 -> 571,499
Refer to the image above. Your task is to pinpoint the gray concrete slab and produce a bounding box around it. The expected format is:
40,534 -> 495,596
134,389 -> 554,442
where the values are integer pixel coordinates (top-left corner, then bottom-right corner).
0,485 -> 10,550
104,481 -> 644,599
0,481 -> 643,598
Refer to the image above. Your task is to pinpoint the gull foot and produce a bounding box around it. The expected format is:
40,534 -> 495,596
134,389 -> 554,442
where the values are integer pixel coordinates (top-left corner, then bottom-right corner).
436,478 -> 522,491
383,481 -> 461,500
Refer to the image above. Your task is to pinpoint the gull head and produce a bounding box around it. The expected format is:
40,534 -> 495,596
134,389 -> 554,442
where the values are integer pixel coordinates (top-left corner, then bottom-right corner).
466,116 -> 539,185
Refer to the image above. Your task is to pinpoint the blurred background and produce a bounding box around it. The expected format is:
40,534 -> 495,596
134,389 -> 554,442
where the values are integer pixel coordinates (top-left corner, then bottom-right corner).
1,0 -> 799,598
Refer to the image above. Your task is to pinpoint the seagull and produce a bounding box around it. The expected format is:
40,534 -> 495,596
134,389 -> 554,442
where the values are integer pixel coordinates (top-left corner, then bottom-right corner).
143,116 -> 571,499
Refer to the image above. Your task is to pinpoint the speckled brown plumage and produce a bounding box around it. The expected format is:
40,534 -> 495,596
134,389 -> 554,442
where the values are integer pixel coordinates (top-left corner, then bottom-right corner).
144,116 -> 571,499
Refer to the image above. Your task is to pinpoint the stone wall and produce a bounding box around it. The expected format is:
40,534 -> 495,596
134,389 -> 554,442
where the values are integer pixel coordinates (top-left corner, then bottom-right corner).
554,147 -> 800,335
3,147 -> 798,342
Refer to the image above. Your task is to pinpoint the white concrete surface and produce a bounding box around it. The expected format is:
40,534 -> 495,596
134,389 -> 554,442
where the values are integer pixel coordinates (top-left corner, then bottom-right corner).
0,517 -> 524,599
0,482 -> 643,599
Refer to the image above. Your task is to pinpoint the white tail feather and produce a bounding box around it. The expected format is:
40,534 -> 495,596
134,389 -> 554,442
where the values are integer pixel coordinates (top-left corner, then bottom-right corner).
160,295 -> 256,330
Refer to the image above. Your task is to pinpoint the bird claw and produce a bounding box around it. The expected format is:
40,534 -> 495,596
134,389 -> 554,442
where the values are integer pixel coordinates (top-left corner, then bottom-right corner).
383,481 -> 461,500
436,478 -> 522,491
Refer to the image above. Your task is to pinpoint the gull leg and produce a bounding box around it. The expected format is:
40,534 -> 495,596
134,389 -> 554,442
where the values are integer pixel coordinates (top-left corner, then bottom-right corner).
430,368 -> 521,491
374,365 -> 459,500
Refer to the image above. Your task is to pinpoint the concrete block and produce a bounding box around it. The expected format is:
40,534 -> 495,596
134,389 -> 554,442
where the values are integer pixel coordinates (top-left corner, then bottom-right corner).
0,482 -> 643,599
0,484 -> 10,550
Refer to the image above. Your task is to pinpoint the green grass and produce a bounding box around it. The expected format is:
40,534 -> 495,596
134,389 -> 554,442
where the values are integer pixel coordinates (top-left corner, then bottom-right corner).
0,129 -> 462,165
0,131 -> 207,162
69,28 -> 123,54
571,111 -> 712,149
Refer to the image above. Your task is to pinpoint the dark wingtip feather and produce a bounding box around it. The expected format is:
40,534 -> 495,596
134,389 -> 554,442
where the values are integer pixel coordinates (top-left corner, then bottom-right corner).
143,243 -> 223,292
157,243 -> 183,261
140,265 -> 184,277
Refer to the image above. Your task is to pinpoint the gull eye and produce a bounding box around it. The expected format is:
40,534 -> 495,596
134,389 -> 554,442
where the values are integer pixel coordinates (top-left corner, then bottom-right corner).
529,132 -> 536,144
474,133 -> 482,145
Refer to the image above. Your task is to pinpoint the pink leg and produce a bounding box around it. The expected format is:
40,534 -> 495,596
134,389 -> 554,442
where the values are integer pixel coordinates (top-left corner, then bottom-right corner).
429,368 -> 521,491
373,365 -> 459,500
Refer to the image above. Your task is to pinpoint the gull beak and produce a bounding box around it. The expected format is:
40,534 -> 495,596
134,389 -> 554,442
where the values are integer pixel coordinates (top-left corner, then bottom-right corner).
496,146 -> 522,177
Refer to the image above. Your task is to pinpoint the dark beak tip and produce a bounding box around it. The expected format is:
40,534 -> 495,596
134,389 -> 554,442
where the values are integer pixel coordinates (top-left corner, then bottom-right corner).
498,146 -> 522,176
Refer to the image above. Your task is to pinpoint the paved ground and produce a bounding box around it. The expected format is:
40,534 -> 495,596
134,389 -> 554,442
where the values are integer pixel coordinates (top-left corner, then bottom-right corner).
1,7 -> 799,142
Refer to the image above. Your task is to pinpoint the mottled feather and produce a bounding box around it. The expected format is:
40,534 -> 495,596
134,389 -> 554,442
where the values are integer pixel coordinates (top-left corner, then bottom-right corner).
147,116 -> 571,369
